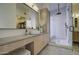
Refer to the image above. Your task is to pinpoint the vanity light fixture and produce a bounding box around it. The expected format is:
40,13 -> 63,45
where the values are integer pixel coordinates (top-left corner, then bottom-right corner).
25,3 -> 39,12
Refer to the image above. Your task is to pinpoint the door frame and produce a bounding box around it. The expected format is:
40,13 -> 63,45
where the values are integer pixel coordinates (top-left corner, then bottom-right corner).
71,3 -> 74,48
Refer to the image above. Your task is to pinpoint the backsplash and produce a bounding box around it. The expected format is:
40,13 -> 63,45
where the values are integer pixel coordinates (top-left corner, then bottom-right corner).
0,29 -> 26,38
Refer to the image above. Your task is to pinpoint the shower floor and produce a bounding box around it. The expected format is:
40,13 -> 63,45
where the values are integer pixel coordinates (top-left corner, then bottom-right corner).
50,38 -> 69,46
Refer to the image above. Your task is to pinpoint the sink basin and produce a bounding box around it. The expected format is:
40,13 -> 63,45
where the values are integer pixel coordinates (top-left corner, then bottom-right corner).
25,29 -> 41,35
30,30 -> 40,35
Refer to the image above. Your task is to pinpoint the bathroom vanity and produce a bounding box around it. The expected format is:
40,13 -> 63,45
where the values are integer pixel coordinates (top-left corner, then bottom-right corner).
0,33 -> 49,55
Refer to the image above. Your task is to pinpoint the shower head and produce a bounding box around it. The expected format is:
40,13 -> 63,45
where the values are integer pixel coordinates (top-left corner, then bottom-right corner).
56,3 -> 61,15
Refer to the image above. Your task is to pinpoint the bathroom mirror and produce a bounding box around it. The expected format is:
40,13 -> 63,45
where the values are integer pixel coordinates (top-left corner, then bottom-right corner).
39,8 -> 48,27
26,5 -> 39,29
16,3 -> 39,29
0,3 -> 16,29
16,3 -> 27,29
0,3 -> 39,29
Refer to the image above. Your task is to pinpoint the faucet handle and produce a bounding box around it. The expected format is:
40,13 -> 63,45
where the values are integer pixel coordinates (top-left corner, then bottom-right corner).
25,29 -> 27,32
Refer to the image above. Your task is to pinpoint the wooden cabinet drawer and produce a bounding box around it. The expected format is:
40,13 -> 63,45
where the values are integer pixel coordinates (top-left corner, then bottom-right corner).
43,34 -> 49,45
34,34 -> 49,55
34,38 -> 41,54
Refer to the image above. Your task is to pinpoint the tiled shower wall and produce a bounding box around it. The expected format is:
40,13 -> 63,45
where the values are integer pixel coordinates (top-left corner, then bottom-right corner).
49,4 -> 72,46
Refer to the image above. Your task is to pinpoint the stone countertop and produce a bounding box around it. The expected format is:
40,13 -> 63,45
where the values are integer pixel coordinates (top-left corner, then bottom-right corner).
0,33 -> 45,46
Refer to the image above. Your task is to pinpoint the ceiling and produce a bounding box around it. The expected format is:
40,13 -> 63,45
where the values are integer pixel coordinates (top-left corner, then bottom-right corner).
36,3 -> 67,12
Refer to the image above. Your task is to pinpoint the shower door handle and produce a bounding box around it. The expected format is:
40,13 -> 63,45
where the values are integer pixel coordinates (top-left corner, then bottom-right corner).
69,26 -> 74,32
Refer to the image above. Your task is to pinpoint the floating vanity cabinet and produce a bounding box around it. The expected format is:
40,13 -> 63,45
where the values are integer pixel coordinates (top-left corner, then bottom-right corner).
0,34 -> 49,55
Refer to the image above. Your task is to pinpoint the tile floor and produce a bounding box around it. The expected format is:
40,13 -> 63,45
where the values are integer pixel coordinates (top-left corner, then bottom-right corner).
39,43 -> 79,55
6,43 -> 79,55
